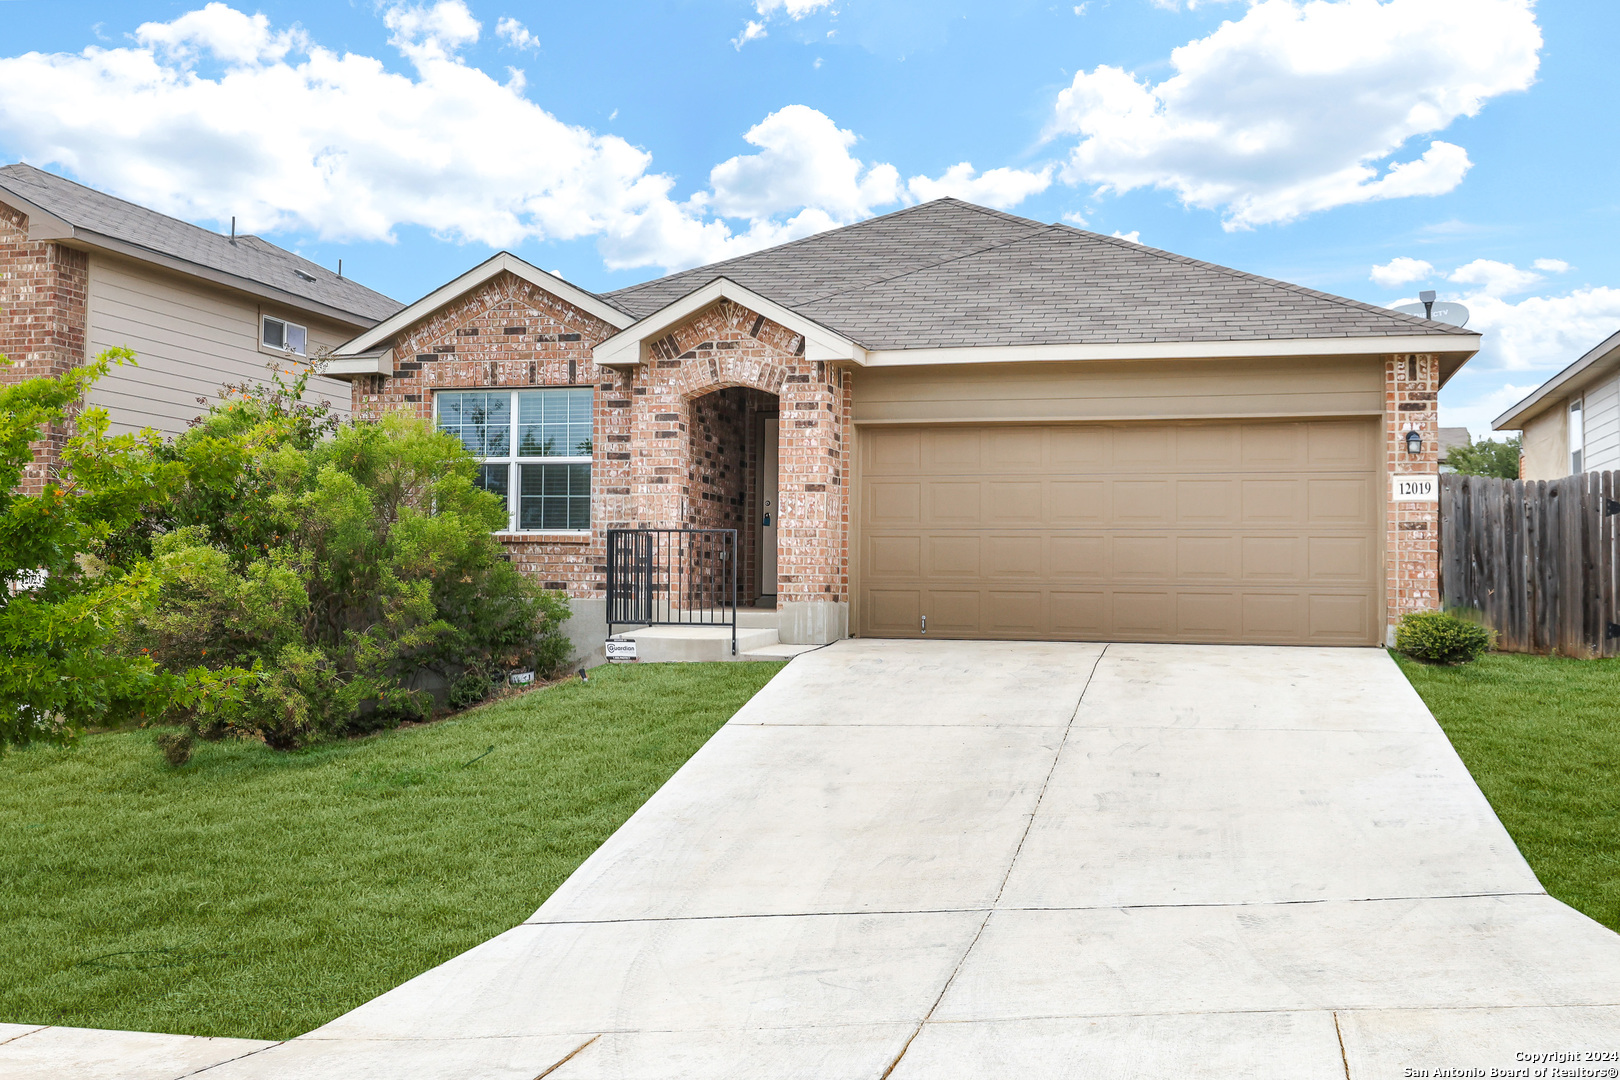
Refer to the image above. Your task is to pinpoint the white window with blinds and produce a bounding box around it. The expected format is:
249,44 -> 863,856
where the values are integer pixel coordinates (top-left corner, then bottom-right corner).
1570,398 -> 1585,475
435,388 -> 593,532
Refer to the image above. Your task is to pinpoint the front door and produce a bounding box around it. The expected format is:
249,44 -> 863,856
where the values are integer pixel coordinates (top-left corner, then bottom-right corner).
759,414 -> 779,600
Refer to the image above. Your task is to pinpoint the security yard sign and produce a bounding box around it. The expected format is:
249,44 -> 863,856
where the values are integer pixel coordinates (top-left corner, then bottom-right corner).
605,639 -> 638,661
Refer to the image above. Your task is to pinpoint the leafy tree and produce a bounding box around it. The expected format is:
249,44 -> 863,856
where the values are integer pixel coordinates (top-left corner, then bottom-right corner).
125,367 -> 570,748
0,349 -> 250,751
1448,435 -> 1521,479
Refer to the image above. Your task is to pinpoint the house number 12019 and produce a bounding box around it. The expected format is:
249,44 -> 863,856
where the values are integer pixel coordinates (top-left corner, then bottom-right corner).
1392,474 -> 1439,502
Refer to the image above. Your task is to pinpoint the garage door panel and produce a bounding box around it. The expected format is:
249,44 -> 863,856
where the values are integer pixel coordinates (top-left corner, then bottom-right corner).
1051,591 -> 1107,635
867,428 -> 922,472
1308,478 -> 1375,526
987,591 -> 1045,635
1241,479 -> 1305,525
867,481 -> 922,526
859,419 -> 1379,646
866,589 -> 922,636
926,590 -> 981,634
927,481 -> 983,526
1178,592 -> 1240,636
986,535 -> 1044,580
1051,536 -> 1107,580
1113,592 -> 1173,634
1113,480 -> 1174,524
1175,479 -> 1238,524
1112,535 -> 1173,579
1177,536 -> 1239,581
988,481 -> 1044,524
867,535 -> 922,577
1175,425 -> 1241,470
1241,536 -> 1305,582
1050,481 -> 1106,524
927,536 -> 982,578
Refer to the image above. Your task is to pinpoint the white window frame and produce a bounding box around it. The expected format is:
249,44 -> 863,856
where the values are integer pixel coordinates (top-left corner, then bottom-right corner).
261,314 -> 308,356
434,388 -> 593,535
1570,397 -> 1585,475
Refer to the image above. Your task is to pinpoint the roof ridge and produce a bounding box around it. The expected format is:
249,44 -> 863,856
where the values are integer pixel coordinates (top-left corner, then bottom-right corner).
604,198 -> 1034,300
1046,219 -> 1469,335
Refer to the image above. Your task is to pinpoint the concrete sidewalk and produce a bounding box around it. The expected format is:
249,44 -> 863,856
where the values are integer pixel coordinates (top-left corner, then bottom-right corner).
13,641 -> 1620,1079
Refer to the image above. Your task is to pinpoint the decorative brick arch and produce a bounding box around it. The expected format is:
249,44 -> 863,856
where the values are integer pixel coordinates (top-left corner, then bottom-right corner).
628,299 -> 848,607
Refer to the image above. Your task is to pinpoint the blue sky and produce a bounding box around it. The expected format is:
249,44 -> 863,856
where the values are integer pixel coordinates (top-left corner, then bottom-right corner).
2,0 -> 1615,437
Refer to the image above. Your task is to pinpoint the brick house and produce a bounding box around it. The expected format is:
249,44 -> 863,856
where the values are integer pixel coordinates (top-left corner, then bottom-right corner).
0,164 -> 400,494
329,200 -> 1479,656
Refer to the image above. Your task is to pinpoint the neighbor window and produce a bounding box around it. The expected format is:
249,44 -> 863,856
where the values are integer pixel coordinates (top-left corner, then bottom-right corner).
1570,399 -> 1585,474
436,388 -> 593,532
262,315 -> 308,356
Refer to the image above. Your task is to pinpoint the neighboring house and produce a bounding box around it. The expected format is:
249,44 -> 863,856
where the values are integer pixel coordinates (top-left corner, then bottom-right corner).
1438,426 -> 1471,472
329,199 -> 1479,653
1494,329 -> 1620,480
0,163 -> 401,493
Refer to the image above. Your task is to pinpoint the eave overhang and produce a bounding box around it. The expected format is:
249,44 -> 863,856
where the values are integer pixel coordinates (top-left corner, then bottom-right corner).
1494,328 -> 1620,431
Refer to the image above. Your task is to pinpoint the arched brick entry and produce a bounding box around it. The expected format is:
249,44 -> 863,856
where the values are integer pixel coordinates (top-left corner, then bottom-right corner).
630,300 -> 850,639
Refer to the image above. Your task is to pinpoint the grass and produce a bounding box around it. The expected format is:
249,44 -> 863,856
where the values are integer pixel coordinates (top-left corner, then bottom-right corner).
1396,650 -> 1620,932
0,661 -> 781,1040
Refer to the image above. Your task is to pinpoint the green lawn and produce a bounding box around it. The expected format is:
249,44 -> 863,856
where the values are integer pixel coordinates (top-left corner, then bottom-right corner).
1396,651 -> 1620,932
0,661 -> 781,1040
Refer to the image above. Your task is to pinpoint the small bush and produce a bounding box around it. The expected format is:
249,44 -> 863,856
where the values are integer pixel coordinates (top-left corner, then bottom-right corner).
448,669 -> 494,711
1396,611 -> 1494,664
154,729 -> 195,766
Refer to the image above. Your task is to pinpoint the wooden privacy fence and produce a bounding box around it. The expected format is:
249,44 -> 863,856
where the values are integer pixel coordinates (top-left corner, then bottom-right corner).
1440,471 -> 1620,655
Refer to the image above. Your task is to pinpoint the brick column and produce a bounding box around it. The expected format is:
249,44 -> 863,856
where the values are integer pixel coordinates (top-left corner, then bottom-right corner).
1,206 -> 89,495
1385,352 -> 1440,641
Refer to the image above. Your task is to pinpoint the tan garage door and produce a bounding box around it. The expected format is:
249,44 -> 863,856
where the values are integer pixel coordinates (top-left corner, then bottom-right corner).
857,419 -> 1381,645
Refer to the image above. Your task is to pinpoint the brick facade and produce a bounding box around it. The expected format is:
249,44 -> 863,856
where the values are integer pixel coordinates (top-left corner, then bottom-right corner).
354,272 -> 1440,646
1385,352 -> 1441,637
363,283 -> 849,611
1,204 -> 88,494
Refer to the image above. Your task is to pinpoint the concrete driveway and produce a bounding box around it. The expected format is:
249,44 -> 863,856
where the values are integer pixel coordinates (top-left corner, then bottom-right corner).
15,641 -> 1620,1079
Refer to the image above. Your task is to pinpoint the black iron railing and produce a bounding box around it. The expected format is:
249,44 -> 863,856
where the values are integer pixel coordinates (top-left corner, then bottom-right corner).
606,528 -> 738,655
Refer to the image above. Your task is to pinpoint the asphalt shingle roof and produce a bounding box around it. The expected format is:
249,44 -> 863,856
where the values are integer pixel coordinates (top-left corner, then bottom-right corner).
0,163 -> 402,325
607,198 -> 1470,350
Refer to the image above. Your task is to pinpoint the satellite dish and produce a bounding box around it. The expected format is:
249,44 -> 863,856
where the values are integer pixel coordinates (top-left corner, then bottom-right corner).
1392,300 -> 1470,328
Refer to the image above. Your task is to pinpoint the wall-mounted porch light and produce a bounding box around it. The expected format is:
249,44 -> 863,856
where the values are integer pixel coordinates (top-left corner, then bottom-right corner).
1405,429 -> 1423,455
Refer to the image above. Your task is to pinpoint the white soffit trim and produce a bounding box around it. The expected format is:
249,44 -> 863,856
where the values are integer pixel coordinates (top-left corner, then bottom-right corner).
323,350 -> 394,381
1493,328 -> 1620,431
335,251 -> 634,357
592,277 -> 867,368
861,334 -> 1481,368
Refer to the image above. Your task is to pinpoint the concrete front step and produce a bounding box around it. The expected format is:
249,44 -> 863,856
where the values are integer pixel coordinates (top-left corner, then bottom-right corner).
615,625 -> 778,662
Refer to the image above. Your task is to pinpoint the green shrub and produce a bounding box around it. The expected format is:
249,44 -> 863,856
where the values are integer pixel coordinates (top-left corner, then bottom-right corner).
119,364 -> 570,749
1396,611 -> 1494,664
447,669 -> 495,711
153,729 -> 195,766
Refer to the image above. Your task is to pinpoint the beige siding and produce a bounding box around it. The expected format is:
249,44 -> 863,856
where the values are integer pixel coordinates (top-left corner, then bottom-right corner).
850,355 -> 1383,426
84,253 -> 357,438
1519,406 -> 1568,480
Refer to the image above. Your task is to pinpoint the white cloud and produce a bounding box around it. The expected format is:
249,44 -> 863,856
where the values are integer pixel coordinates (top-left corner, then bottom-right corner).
732,20 -> 768,49
495,16 -> 539,51
1448,258 -> 1543,298
1049,0 -> 1540,230
1439,381 -> 1543,441
1370,256 -> 1434,289
906,163 -> 1053,209
1062,209 -> 1089,227
755,0 -> 835,17
1455,285 -> 1620,373
136,2 -> 306,64
0,5 -> 931,273
1112,229 -> 1141,243
1533,258 -> 1570,274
